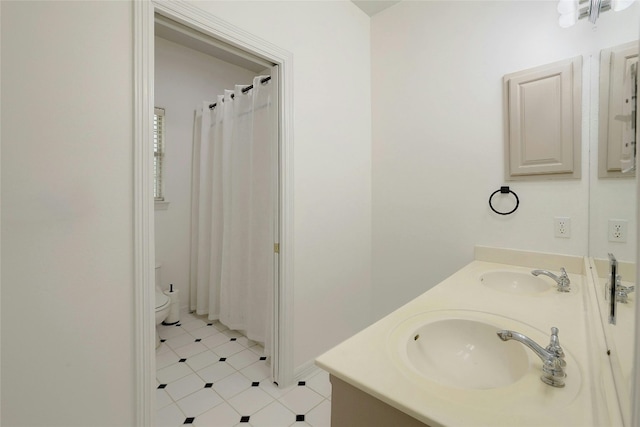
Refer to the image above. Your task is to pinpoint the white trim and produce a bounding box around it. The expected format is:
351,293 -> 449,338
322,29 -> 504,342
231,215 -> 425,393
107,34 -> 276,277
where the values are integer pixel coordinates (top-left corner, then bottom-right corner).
133,1 -> 156,426
134,1 -> 295,424
0,0 -> 4,415
155,14 -> 272,73
633,59 -> 640,427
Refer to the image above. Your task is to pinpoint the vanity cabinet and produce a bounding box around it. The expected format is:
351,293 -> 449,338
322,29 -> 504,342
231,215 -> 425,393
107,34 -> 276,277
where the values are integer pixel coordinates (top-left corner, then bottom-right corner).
503,57 -> 582,180
330,375 -> 430,427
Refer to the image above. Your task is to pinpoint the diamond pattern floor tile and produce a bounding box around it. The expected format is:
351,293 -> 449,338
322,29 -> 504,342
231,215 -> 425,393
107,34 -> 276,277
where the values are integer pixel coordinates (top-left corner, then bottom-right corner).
226,386 -> 274,416
193,402 -> 241,426
201,332 -> 233,349
212,341 -> 246,358
165,373 -> 205,401
227,349 -> 262,370
156,312 -> 332,427
189,325 -> 220,340
180,319 -> 209,332
185,349 -> 220,372
212,372 -> 252,400
306,370 -> 332,398
278,386 -> 324,414
239,361 -> 271,381
176,388 -> 224,417
174,341 -> 209,359
157,362 -> 192,384
259,379 -> 296,400
197,361 -> 236,383
156,388 -> 173,409
156,348 -> 180,370
159,324 -> 189,340
156,403 -> 185,427
249,400 -> 296,427
165,332 -> 196,350
305,399 -> 331,427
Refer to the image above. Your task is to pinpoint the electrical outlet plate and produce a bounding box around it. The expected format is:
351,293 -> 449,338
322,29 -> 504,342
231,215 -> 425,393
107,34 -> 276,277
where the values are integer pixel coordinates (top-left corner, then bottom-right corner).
608,219 -> 628,242
554,217 -> 571,238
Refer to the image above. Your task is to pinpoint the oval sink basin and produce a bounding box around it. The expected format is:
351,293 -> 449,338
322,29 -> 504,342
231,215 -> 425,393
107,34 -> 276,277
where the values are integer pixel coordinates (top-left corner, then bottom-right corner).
389,311 -> 583,408
406,318 -> 529,389
480,271 -> 551,295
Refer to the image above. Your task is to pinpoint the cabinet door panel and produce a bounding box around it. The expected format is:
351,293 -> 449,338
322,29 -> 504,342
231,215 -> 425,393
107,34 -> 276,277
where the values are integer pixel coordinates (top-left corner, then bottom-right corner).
504,56 -> 582,180
599,41 -> 638,178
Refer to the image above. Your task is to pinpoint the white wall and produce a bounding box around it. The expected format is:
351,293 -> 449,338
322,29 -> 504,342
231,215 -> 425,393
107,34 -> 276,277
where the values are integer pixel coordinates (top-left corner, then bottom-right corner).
154,36 -> 257,311
371,1 -> 640,318
1,1 -> 136,426
2,7 -> 372,425
190,1 -> 373,370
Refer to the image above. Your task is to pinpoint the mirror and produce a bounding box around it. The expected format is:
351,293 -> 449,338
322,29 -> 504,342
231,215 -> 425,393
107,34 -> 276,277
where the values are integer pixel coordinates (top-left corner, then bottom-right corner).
590,257 -> 636,425
588,27 -> 638,427
590,39 -> 638,263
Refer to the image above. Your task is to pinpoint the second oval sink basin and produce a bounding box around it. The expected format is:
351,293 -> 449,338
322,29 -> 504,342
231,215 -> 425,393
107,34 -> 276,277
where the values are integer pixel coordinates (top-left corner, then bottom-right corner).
406,318 -> 529,389
480,271 -> 552,295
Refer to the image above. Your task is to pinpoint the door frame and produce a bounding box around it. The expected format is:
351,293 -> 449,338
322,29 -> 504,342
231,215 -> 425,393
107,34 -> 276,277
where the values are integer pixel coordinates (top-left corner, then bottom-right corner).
133,1 -> 295,424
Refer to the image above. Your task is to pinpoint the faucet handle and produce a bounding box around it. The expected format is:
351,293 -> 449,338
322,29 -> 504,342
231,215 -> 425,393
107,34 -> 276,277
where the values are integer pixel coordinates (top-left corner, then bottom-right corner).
616,284 -> 635,304
558,268 -> 571,292
546,327 -> 566,362
541,327 -> 567,387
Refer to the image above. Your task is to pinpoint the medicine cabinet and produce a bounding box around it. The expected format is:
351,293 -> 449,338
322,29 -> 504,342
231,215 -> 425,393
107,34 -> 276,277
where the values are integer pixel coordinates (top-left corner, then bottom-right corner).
503,56 -> 582,180
599,40 -> 638,178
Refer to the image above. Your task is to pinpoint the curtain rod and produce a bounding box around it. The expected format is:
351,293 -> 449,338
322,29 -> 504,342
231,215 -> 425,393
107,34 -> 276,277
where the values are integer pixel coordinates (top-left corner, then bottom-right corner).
208,76 -> 271,110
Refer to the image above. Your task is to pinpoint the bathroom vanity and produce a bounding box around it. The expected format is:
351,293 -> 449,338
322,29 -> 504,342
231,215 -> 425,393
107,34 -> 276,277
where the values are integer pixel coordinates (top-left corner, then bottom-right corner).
316,246 -> 633,427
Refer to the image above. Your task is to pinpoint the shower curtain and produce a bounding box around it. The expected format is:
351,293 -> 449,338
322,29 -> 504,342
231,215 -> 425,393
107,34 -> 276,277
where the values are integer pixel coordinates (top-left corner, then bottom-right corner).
190,74 -> 276,353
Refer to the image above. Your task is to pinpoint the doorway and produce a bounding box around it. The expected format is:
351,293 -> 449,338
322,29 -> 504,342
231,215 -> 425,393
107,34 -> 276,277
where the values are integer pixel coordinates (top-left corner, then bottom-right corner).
134,2 -> 295,425
154,12 -> 278,355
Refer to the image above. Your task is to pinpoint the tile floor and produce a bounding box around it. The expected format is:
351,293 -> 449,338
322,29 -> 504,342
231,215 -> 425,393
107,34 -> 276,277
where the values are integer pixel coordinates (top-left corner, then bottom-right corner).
156,311 -> 332,427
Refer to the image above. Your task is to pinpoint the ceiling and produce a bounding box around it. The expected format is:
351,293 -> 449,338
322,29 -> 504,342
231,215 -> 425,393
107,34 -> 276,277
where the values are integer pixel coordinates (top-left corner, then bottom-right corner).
352,0 -> 401,16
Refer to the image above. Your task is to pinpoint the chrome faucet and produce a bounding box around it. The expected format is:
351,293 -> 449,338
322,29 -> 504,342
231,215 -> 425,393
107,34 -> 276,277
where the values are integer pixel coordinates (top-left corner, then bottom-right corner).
496,327 -> 566,388
531,267 -> 571,292
613,275 -> 635,304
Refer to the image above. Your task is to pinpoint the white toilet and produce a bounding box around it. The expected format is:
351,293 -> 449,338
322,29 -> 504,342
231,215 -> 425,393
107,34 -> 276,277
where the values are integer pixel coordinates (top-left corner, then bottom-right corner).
155,263 -> 170,348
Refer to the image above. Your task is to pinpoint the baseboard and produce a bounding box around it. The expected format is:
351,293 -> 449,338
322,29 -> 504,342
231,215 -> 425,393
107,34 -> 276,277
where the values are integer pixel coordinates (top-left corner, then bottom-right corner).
293,359 -> 322,383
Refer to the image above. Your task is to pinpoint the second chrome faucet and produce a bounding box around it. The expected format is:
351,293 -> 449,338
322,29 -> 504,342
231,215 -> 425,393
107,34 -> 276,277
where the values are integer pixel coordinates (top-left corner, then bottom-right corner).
531,267 -> 571,292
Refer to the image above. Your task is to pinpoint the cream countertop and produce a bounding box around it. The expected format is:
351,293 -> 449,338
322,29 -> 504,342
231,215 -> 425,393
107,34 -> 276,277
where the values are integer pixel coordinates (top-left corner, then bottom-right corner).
316,247 -> 620,427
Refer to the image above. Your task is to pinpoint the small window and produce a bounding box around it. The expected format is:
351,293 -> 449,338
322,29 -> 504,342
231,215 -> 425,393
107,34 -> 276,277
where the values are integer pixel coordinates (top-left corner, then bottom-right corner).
153,108 -> 165,201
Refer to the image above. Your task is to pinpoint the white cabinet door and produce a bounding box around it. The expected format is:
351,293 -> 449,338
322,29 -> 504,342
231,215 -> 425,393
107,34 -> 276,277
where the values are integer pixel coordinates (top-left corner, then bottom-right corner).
599,40 -> 638,178
503,56 -> 582,180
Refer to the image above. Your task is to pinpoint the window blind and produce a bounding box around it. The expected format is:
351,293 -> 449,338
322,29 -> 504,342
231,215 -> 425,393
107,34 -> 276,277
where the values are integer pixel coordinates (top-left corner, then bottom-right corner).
153,107 -> 165,201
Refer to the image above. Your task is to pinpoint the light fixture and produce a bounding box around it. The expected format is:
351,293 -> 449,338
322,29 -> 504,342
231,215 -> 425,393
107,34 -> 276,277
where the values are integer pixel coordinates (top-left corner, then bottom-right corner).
557,0 -> 635,27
